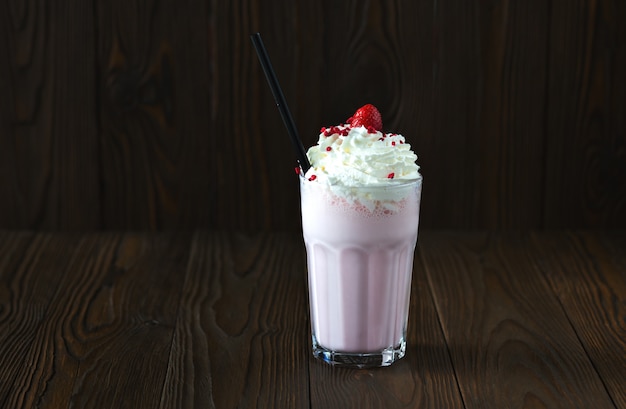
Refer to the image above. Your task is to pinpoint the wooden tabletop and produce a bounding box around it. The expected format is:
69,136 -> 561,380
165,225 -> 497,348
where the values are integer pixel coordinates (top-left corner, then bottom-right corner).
0,230 -> 624,408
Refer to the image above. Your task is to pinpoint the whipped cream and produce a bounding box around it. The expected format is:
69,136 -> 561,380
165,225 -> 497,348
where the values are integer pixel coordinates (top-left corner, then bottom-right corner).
304,125 -> 420,186
302,124 -> 421,209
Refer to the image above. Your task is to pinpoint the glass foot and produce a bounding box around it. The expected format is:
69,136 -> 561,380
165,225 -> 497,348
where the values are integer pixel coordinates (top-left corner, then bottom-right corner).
311,336 -> 406,368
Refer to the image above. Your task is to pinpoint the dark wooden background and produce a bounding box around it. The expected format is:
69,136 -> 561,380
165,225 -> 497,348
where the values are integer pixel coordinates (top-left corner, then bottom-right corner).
1,0 -> 625,231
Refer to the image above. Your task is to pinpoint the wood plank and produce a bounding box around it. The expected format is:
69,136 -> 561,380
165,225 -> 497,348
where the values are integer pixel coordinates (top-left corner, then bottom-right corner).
212,0 -> 276,231
168,232 -> 310,408
0,0 -> 100,229
0,230 -> 624,406
307,244 -> 465,409
97,0 -> 212,229
531,231 -> 626,407
0,233 -> 90,406
0,233 -> 193,408
0,232 -> 37,382
544,0 -> 626,228
158,231 -> 215,409
431,0 -> 481,229
421,232 -> 616,408
212,0 -> 311,231
45,234 -> 191,408
432,0 -> 549,229
63,233 -> 192,408
5,234 -> 121,408
1,1 -> 625,231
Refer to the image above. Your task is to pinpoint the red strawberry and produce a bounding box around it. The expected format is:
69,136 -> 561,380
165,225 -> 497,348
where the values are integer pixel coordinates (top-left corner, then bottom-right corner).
347,104 -> 383,131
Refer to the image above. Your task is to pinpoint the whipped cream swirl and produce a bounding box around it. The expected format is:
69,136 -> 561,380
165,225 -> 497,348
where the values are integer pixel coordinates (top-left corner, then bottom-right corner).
304,125 -> 421,187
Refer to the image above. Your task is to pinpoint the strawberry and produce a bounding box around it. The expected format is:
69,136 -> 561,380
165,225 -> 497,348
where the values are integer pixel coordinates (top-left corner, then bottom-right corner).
347,104 -> 383,131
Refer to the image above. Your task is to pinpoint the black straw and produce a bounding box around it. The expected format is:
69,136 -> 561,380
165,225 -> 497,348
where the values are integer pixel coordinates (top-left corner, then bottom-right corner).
250,32 -> 311,174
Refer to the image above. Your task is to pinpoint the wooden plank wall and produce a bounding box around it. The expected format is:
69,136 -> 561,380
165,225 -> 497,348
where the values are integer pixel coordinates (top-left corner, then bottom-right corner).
1,0 -> 624,231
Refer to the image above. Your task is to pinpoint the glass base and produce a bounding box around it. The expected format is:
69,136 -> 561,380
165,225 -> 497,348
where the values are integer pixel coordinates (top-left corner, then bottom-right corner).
311,336 -> 406,368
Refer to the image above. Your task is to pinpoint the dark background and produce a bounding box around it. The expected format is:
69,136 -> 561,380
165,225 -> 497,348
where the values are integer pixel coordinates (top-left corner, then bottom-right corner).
1,0 -> 624,231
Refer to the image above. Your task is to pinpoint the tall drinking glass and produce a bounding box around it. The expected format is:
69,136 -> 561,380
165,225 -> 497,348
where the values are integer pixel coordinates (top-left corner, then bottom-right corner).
300,176 -> 422,367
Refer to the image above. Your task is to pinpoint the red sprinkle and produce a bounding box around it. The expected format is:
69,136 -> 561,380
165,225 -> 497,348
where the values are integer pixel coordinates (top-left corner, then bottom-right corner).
295,167 -> 301,175
326,146 -> 332,151
391,141 -> 396,146
309,175 -> 317,181
387,173 -> 395,179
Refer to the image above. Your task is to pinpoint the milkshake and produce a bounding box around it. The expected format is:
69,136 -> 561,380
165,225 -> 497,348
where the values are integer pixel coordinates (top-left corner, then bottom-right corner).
300,104 -> 422,367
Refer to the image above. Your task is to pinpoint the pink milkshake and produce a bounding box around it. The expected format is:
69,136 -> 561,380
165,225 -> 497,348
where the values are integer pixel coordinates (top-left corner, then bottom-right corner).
300,104 -> 422,367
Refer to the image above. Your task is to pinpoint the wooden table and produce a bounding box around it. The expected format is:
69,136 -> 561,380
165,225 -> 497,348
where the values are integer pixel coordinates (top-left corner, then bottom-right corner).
0,231 -> 624,408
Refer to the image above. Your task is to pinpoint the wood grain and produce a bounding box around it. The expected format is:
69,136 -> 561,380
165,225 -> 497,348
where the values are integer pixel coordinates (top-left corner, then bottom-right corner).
0,0 -> 100,229
0,230 -> 624,407
0,233 -> 91,407
1,0 -> 626,230
531,231 -> 626,407
544,0 -> 626,228
420,232 -> 617,408
57,233 -> 192,408
0,231 -> 37,399
0,232 -> 194,408
211,0 -> 281,230
174,231 -> 311,408
97,0 -> 212,229
431,0 -> 549,229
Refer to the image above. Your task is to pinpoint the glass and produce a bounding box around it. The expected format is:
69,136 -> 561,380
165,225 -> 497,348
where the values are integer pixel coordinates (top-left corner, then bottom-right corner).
300,176 -> 422,367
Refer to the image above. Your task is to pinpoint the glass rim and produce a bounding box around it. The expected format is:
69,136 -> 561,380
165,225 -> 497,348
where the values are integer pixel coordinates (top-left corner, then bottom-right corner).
299,174 -> 422,190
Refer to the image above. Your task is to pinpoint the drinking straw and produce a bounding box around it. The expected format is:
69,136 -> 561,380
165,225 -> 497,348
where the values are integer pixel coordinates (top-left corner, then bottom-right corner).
250,32 -> 311,174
